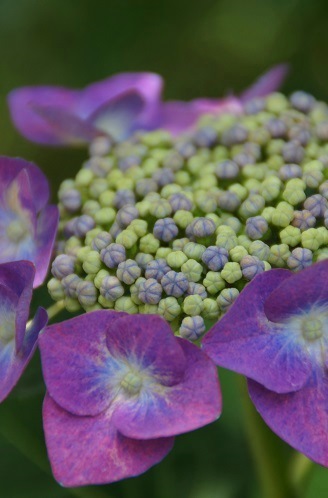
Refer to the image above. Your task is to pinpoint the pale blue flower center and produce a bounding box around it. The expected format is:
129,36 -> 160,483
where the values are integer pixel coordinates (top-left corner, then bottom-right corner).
120,371 -> 143,395
301,316 -> 323,342
6,219 -> 30,243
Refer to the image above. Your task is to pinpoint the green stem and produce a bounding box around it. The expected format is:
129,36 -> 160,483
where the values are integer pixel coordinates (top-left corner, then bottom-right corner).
0,403 -> 110,498
290,451 -> 314,493
237,375 -> 296,498
46,300 -> 66,321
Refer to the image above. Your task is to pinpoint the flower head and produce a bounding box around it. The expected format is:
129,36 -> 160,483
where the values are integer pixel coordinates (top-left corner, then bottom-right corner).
0,157 -> 58,287
39,311 -> 221,486
202,261 -> 328,466
0,261 -> 48,402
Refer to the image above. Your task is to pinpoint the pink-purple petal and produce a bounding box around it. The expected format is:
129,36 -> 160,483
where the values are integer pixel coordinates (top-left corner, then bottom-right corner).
34,204 -> 59,288
248,369 -> 328,467
112,338 -> 221,439
202,269 -> 312,393
240,64 -> 289,102
264,260 -> 328,323
0,156 -> 50,211
43,394 -> 174,487
39,311 -> 126,416
105,314 -> 186,386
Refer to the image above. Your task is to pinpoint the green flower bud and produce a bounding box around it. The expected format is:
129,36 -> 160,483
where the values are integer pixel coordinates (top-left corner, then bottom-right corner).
183,295 -> 204,316
266,92 -> 289,113
243,164 -> 266,180
203,271 -> 226,294
260,177 -> 281,202
301,228 -> 324,251
249,240 -> 270,260
229,245 -> 249,262
98,190 -> 115,207
195,191 -> 217,213
166,250 -> 188,269
205,213 -> 221,227
239,194 -> 265,218
268,244 -> 291,267
76,280 -> 98,307
47,278 -> 65,301
77,246 -> 91,263
161,184 -> 182,198
82,250 -> 102,274
317,227 -> 328,245
202,298 -> 220,320
173,210 -> 194,229
155,247 -> 172,259
221,216 -> 242,233
82,200 -> 101,216
237,235 -> 252,250
263,261 -> 272,271
64,297 -> 81,313
149,199 -> 172,218
229,183 -> 247,201
85,228 -> 102,246
261,207 -> 275,223
89,178 -> 108,198
116,229 -> 138,249
158,297 -> 181,321
315,248 -> 328,262
94,207 -> 116,225
98,296 -> 114,308
221,262 -> 242,284
271,202 -> 294,227
282,188 -> 306,206
303,170 -> 324,188
139,304 -> 159,314
139,234 -> 160,254
129,219 -> 148,237
75,168 -> 94,187
279,226 -> 301,247
115,297 -> 139,314
175,170 -> 191,186
181,259 -> 203,282
172,238 -> 189,251
183,242 -> 206,261
216,232 -> 238,251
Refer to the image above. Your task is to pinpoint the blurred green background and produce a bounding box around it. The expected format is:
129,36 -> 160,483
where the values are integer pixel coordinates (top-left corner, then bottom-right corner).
0,0 -> 328,496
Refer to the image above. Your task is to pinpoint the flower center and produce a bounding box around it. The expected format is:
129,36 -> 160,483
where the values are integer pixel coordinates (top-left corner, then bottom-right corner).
301,316 -> 323,342
6,219 -> 29,244
0,317 -> 15,345
121,371 -> 143,395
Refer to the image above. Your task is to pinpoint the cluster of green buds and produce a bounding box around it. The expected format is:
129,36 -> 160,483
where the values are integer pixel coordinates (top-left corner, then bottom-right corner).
49,90 -> 328,340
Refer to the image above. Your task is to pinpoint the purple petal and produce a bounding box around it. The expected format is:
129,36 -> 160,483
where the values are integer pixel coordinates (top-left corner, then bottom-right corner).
154,101 -> 201,135
8,73 -> 163,146
89,91 -> 146,141
30,105 -> 102,145
34,205 -> 59,288
106,314 -> 186,386
202,270 -> 312,393
0,156 -> 50,211
43,394 -> 174,487
0,305 -> 47,403
190,96 -> 243,115
7,86 -> 79,145
39,311 -> 126,416
240,64 -> 289,102
112,338 -> 221,439
248,368 -> 328,467
264,260 -> 328,323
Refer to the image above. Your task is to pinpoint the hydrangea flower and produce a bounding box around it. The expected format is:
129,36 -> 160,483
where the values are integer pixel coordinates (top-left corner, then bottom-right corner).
0,261 -> 48,402
202,261 -> 328,466
0,157 -> 58,287
8,73 -> 163,145
39,311 -> 221,486
8,66 -> 287,145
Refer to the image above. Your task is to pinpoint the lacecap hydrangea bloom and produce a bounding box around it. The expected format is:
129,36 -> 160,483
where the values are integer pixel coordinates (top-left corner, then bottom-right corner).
48,89 -> 328,340
202,260 -> 328,467
0,261 -> 48,402
39,312 -> 221,486
8,65 -> 287,145
0,156 -> 59,287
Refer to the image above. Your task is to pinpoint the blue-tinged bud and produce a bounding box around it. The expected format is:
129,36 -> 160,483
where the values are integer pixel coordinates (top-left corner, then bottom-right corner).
288,125 -> 311,146
179,316 -> 205,341
279,164 -> 302,181
222,124 -> 248,146
240,255 -> 265,280
245,216 -> 269,240
153,218 -> 179,242
116,205 -> 139,227
61,274 -> 81,298
138,278 -> 163,304
215,160 -> 239,179
217,288 -> 239,312
116,259 -> 141,284
291,210 -> 316,231
244,98 -> 265,115
135,178 -> 158,197
287,247 -> 313,271
290,91 -> 316,113
186,282 -> 207,299
202,246 -> 229,271
161,271 -> 189,297
249,240 -> 270,260
114,189 -> 136,209
59,188 -> 82,212
152,168 -> 175,187
169,193 -> 193,212
76,280 -> 98,307
217,191 -> 241,212
51,255 -> 75,280
75,215 -> 95,237
174,140 -> 197,159
193,126 -> 218,147
145,259 -> 171,282
99,276 -> 124,301
172,238 -> 189,251
265,118 -> 287,138
91,231 -> 113,251
186,217 -> 216,238
303,194 -> 327,218
282,141 -> 305,164
100,243 -> 126,268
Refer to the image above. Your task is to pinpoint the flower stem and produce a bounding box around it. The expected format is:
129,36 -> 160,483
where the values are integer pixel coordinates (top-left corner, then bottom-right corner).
237,375 -> 296,498
46,300 -> 66,321
290,451 -> 314,493
0,403 -> 110,498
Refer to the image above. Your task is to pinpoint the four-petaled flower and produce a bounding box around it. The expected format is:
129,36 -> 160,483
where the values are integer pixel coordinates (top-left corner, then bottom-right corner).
7,65 -> 288,145
202,261 -> 328,467
39,311 -> 221,486
0,156 -> 58,287
0,261 -> 48,402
